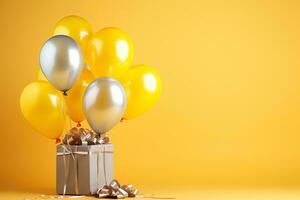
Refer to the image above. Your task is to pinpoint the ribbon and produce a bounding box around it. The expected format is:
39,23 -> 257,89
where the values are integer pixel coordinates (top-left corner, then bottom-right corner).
62,127 -> 110,146
58,145 -> 113,196
96,180 -> 139,199
58,127 -> 111,195
59,145 -> 82,195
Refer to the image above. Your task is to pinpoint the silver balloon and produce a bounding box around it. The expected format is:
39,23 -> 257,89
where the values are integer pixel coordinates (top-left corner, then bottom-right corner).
39,35 -> 83,93
83,78 -> 126,134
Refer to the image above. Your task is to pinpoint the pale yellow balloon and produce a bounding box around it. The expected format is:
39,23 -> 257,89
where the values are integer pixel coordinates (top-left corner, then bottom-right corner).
120,65 -> 162,120
86,27 -> 134,79
64,68 -> 94,124
53,15 -> 92,60
20,81 -> 66,139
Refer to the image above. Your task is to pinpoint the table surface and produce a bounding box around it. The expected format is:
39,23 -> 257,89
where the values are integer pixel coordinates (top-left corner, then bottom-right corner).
1,187 -> 300,200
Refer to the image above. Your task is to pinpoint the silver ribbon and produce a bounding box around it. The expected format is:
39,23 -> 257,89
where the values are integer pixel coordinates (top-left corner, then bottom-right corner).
62,127 -> 110,146
96,179 -> 139,199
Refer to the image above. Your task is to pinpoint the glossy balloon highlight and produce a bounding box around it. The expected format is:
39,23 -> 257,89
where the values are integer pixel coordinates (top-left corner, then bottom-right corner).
86,27 -> 134,79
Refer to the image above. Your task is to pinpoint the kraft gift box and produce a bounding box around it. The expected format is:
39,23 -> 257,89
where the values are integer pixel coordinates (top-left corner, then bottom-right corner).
56,144 -> 114,195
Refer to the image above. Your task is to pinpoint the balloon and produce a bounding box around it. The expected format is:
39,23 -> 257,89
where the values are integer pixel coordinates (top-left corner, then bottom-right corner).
53,15 -> 92,60
83,78 -> 126,134
20,81 -> 66,139
86,27 -> 134,79
37,67 -> 94,125
64,68 -> 94,124
37,69 -> 47,81
39,35 -> 83,94
120,65 -> 162,120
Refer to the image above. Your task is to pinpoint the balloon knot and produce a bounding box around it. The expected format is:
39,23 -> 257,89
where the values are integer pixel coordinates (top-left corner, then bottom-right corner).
120,118 -> 125,122
63,91 -> 68,96
55,138 -> 61,144
76,122 -> 81,127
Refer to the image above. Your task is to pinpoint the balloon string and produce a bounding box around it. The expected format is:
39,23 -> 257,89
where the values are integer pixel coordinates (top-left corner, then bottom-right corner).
69,116 -> 72,130
60,96 -> 78,195
61,96 -> 71,135
55,138 -> 61,144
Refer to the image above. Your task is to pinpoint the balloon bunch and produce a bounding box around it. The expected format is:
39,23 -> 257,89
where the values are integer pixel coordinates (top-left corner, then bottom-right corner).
20,16 -> 162,140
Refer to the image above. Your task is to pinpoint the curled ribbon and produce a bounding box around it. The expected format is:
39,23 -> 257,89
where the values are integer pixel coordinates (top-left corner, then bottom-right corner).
62,127 -> 110,145
96,179 -> 139,199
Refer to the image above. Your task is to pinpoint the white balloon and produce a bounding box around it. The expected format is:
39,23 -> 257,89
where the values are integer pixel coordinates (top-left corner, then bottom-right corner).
39,35 -> 83,94
83,78 -> 126,134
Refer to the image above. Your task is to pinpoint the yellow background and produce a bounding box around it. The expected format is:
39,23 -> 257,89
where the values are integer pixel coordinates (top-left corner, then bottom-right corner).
0,0 -> 300,193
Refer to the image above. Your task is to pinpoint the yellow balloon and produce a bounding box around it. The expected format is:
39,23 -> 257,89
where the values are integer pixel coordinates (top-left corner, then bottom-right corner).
86,27 -> 134,79
120,65 -> 162,120
37,68 -> 94,124
20,81 -> 66,139
64,68 -> 94,124
37,69 -> 47,81
53,15 -> 92,60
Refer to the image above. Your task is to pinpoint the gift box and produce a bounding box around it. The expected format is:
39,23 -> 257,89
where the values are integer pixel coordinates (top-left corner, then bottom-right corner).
56,144 -> 114,195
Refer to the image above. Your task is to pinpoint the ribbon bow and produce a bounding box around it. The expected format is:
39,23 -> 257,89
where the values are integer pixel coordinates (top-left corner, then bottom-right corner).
97,180 -> 139,199
62,127 -> 110,145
